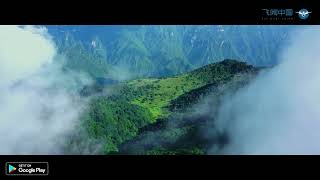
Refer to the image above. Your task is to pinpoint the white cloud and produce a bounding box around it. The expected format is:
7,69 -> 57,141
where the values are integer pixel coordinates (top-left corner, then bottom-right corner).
0,25 -> 89,154
214,26 -> 320,154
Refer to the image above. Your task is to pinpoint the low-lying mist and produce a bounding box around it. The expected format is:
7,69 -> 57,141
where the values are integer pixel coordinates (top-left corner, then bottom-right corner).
0,25 -> 92,154
212,26 -> 320,154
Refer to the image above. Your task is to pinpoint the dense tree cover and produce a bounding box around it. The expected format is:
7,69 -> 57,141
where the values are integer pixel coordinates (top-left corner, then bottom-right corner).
45,25 -> 287,154
74,59 -> 260,154
82,97 -> 153,153
48,25 -> 294,77
117,109 -> 231,155
115,60 -> 260,154
168,74 -> 258,112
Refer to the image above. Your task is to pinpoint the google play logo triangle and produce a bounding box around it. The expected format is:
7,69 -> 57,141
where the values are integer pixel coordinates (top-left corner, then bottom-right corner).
8,164 -> 17,173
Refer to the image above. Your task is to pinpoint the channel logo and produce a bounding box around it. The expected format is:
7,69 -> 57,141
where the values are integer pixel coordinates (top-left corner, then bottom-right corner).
8,164 -> 17,174
5,162 -> 49,176
296,9 -> 312,20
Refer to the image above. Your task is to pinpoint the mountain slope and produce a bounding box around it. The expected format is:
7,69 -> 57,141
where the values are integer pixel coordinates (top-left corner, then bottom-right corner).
47,25 -> 295,78
70,59 -> 261,154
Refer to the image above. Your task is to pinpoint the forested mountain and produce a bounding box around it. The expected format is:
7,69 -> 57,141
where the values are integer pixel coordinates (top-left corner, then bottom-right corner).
48,26 -> 296,155
47,25 -> 294,78
2,25 -> 313,155
65,59 -> 261,154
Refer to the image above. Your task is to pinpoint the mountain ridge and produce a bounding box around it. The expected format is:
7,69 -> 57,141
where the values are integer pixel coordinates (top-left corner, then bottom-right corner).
47,25 -> 295,79
67,59 -> 261,154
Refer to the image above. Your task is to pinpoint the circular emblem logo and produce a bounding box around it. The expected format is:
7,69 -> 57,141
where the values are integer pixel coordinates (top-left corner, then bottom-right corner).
297,9 -> 311,20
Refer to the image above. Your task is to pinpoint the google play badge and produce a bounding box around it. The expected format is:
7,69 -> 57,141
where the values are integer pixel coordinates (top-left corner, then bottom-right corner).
8,164 -> 17,174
